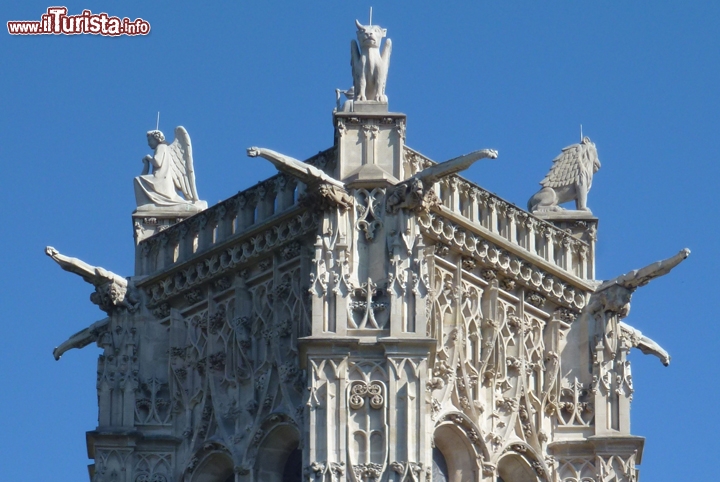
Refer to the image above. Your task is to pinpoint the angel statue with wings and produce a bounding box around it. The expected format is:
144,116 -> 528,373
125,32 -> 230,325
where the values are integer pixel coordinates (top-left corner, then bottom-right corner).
134,127 -> 207,212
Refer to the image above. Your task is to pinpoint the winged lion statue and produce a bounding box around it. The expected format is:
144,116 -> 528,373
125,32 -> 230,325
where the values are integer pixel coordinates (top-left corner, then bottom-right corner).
527,136 -> 601,213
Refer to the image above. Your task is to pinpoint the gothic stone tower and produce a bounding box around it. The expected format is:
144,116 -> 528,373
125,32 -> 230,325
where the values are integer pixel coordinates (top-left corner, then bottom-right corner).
48,19 -> 688,482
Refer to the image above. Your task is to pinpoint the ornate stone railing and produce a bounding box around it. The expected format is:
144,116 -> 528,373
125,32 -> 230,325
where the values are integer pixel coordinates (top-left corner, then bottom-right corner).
137,146 -> 592,281
404,147 -> 594,280
136,149 -> 334,277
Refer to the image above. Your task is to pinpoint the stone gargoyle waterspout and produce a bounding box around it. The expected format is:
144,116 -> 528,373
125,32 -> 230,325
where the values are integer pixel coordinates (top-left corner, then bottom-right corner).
45,246 -> 138,315
386,149 -> 499,213
45,246 -> 140,360
246,146 -> 354,211
588,248 -> 691,366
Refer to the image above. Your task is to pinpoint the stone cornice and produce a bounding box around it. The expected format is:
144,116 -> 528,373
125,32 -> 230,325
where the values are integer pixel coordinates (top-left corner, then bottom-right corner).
418,209 -> 591,311
403,146 -> 591,252
136,207 -> 318,307
547,436 -> 645,462
136,147 -> 335,253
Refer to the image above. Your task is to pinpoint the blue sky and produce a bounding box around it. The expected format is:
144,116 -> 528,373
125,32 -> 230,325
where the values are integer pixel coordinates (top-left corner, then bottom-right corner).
1,1 -> 717,480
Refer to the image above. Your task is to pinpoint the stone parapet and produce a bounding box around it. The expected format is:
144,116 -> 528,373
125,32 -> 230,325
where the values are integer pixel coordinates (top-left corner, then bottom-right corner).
134,148 -> 334,278
406,146 -> 596,281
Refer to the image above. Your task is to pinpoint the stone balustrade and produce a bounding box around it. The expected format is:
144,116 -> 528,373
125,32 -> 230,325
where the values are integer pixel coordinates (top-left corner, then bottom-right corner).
137,146 -> 592,280
136,172 -> 302,276
404,147 -> 594,280
136,149 -> 336,277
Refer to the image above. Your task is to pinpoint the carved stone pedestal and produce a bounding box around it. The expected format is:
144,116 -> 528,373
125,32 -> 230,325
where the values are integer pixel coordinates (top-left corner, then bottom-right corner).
132,210 -> 198,275
535,211 -> 598,279
334,111 -> 407,186
352,101 -> 389,113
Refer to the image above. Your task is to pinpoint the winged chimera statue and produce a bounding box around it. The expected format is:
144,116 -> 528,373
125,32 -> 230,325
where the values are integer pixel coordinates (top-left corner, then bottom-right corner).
134,126 -> 207,212
351,19 -> 392,103
527,136 -> 601,213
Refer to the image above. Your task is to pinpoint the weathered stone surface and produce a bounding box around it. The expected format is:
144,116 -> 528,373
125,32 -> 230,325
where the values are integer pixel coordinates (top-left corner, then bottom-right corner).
134,126 -> 208,214
46,19 -> 688,482
528,136 -> 601,214
351,20 -> 392,103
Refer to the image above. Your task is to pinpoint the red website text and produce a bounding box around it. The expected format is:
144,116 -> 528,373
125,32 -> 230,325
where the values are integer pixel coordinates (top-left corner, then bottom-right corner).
8,7 -> 150,36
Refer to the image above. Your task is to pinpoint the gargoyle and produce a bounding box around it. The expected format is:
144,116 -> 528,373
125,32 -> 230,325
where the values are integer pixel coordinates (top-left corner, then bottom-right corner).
247,147 -> 353,211
588,248 -> 690,364
351,20 -> 392,102
53,317 -> 110,360
45,246 -> 139,314
618,322 -> 670,366
527,136 -> 601,213
589,248 -> 691,318
386,149 -> 498,213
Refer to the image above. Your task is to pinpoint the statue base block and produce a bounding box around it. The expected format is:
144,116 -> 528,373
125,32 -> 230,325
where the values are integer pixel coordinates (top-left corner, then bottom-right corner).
334,111 -> 406,184
132,210 -> 201,275
352,101 -> 388,113
533,210 -> 595,221
534,210 -> 597,243
534,210 -> 598,278
133,201 -> 207,214
132,210 -> 200,245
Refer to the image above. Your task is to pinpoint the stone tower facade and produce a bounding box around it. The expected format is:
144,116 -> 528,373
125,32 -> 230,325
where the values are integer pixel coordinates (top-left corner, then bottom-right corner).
48,19 -> 688,482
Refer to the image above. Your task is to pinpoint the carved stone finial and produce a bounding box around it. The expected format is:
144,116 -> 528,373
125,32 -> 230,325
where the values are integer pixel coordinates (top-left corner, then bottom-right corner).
134,126 -> 208,213
527,136 -> 601,213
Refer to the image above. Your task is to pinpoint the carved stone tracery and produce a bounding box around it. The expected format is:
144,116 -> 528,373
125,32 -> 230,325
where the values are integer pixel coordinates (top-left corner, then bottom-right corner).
48,21 -> 686,482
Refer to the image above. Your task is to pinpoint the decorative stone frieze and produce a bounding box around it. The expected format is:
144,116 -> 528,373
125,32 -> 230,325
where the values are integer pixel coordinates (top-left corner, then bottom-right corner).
418,210 -> 590,310
140,210 -> 318,307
